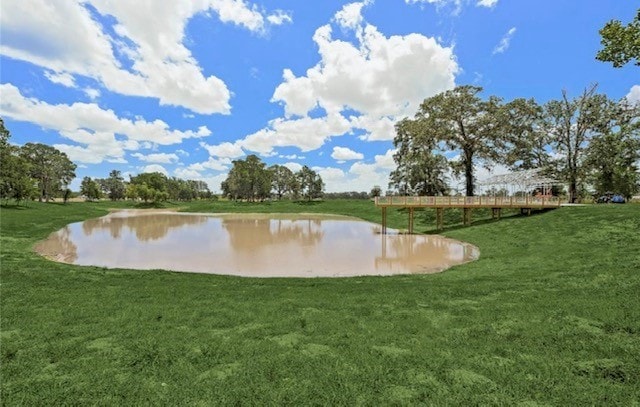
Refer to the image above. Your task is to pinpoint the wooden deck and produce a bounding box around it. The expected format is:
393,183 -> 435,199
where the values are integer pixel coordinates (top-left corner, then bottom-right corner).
374,195 -> 562,233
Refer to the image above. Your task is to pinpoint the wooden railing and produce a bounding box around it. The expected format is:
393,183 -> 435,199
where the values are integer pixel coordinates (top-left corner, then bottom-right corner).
375,195 -> 562,208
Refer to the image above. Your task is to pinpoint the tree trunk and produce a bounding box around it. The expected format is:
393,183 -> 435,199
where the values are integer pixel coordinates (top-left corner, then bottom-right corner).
464,150 -> 474,196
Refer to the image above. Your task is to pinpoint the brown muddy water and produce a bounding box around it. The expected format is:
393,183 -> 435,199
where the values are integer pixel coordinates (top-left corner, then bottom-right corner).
35,210 -> 479,278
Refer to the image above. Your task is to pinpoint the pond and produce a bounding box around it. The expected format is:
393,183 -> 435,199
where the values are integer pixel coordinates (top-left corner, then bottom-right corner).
35,210 -> 479,278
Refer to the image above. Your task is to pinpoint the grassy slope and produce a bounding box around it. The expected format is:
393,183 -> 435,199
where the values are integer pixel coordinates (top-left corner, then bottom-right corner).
1,200 -> 639,405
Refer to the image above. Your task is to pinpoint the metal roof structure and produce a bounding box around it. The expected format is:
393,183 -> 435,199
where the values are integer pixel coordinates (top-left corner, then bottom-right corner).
478,168 -> 561,194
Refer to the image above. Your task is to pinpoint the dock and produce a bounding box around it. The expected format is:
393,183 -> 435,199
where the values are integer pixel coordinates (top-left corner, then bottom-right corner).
374,195 -> 562,233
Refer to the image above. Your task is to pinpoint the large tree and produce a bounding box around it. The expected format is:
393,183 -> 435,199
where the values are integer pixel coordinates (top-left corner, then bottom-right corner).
596,9 -> 640,67
542,85 -> 613,203
100,170 -> 126,200
20,142 -> 76,202
221,155 -> 272,201
0,118 -> 35,203
269,164 -> 297,200
584,99 -> 640,199
390,118 -> 449,195
80,176 -> 102,201
297,165 -> 324,201
406,86 -> 511,196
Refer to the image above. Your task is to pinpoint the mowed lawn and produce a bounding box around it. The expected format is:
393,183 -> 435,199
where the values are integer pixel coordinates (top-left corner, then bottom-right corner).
1,200 -> 639,405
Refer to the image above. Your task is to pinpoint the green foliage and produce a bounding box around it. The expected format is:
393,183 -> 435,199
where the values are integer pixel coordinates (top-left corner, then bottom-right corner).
269,164 -> 297,199
222,155 -> 272,201
97,170 -> 126,200
19,142 -> 76,202
585,100 -> 640,198
370,185 -> 382,198
390,118 -> 450,196
596,9 -> 640,67
297,165 -> 324,201
80,177 -> 102,201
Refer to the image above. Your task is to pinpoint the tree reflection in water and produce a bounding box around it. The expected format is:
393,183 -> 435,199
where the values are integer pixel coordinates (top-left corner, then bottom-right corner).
82,212 -> 206,241
35,211 -> 478,277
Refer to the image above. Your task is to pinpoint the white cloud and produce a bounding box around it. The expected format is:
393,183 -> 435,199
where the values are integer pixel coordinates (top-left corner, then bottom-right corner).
83,88 -> 101,100
267,10 -> 293,25
44,71 -> 76,87
493,27 -> 516,55
240,113 -> 352,154
0,0 -> 291,114
240,9 -> 457,155
282,162 -> 303,172
476,0 -> 498,8
334,1 -> 372,30
188,157 -> 232,172
331,146 -> 364,162
279,154 -> 305,160
132,153 -> 179,164
0,83 -> 212,163
315,148 -> 396,192
141,164 -> 168,175
176,149 -> 190,157
626,85 -> 640,104
200,141 -> 246,158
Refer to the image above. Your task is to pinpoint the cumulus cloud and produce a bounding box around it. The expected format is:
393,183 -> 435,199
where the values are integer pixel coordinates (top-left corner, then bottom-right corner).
331,146 -> 364,162
235,4 -> 457,156
493,27 -> 516,55
405,0 -> 497,13
132,153 -> 179,164
626,85 -> 640,104
0,0 -> 289,114
0,83 -> 212,164
476,0 -> 498,8
316,149 -> 396,192
200,141 -> 246,158
141,164 -> 168,175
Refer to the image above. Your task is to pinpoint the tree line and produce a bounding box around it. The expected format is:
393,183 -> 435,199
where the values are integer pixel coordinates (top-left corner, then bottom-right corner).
221,155 -> 324,201
80,170 -> 213,203
389,84 -> 640,202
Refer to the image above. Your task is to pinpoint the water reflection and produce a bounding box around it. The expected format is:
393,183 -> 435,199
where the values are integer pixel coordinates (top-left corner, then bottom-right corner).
36,211 -> 479,277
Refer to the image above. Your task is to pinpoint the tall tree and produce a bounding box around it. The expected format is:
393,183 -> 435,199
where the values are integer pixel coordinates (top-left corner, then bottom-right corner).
80,177 -> 102,201
101,170 -> 126,200
411,86 -> 506,196
542,85 -> 612,203
390,118 -> 449,195
596,9 -> 640,67
500,98 -> 550,171
221,155 -> 272,201
269,164 -> 296,199
297,165 -> 324,201
20,143 -> 76,202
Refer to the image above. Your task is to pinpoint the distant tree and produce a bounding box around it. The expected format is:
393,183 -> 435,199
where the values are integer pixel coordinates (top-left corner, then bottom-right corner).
370,185 -> 382,198
596,9 -> 640,67
269,164 -> 296,199
222,155 -> 272,201
101,170 -> 126,200
80,176 -> 102,201
297,165 -> 324,201
542,85 -> 613,202
20,142 -> 76,202
585,99 -> 640,199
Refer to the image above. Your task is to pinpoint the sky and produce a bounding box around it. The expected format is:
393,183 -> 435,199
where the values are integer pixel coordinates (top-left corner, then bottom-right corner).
1,0 -> 638,193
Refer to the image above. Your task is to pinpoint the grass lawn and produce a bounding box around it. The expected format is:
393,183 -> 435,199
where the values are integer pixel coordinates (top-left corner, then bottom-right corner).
1,200 -> 639,405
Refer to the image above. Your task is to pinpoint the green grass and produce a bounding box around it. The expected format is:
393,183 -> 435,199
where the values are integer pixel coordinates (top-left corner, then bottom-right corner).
1,200 -> 639,405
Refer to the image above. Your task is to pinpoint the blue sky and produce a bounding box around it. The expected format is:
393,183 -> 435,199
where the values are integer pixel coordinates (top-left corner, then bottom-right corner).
1,0 -> 637,193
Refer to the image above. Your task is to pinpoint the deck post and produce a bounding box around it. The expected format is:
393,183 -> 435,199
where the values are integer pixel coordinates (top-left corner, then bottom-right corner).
381,206 -> 387,234
436,207 -> 444,230
408,207 -> 414,234
463,208 -> 472,226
